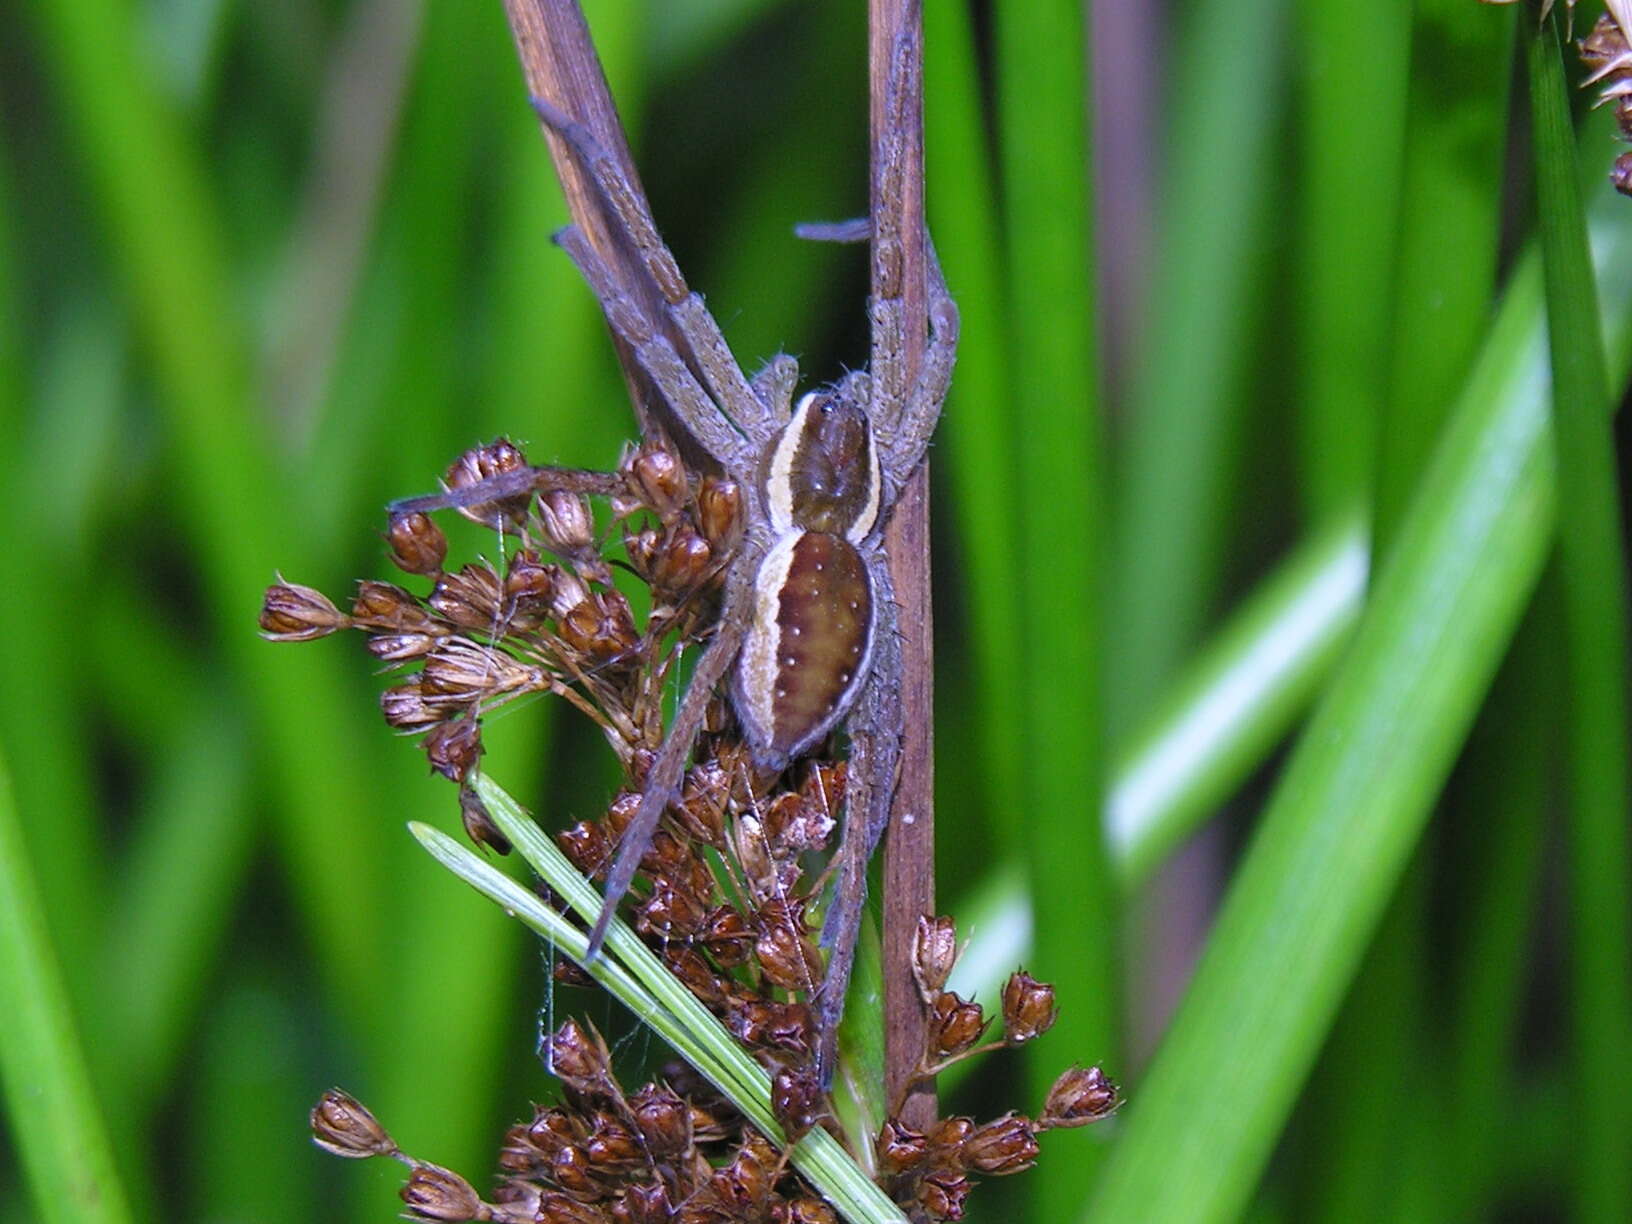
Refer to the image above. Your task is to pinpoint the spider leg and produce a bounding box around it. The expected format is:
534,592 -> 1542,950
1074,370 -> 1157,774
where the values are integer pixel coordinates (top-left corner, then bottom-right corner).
877,248 -> 959,483
813,557 -> 903,1084
555,226 -> 754,471
866,19 -> 925,434
585,561 -> 755,958
387,465 -> 623,517
748,353 -> 800,427
530,97 -> 781,451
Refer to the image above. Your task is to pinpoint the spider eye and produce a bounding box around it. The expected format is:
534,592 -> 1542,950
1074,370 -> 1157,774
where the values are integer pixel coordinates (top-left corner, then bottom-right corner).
818,401 -> 833,416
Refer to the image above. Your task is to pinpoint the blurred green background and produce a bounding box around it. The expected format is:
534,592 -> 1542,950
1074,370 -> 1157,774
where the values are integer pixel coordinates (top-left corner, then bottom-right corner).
3,0 -> 1631,1219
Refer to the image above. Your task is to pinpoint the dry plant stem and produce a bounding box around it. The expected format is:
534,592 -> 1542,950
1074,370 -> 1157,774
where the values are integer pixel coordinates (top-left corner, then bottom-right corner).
869,0 -> 936,1132
498,0 -> 675,438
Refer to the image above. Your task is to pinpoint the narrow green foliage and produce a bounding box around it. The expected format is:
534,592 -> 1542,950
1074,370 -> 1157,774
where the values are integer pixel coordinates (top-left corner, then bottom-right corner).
994,0 -> 1115,1208
1109,0 -> 1287,723
1108,514 -> 1368,888
1086,193 -> 1632,1223
1292,0 -> 1411,517
1377,0 -> 1515,547
0,744 -> 134,1224
1527,16 -> 1632,1218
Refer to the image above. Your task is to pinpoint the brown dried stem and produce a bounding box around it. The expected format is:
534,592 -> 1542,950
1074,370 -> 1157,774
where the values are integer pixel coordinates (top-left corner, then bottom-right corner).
869,0 -> 937,1135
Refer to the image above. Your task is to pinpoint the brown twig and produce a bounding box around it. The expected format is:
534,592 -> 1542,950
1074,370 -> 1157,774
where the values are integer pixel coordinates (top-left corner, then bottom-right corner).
496,0 -> 694,445
869,0 -> 938,1134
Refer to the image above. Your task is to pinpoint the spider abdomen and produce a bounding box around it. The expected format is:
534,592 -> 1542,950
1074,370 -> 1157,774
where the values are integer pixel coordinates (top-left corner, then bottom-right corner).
736,529 -> 875,765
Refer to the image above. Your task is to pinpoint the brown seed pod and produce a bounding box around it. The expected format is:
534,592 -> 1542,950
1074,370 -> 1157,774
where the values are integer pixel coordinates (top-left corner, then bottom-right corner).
999,970 -> 1058,1044
960,1113 -> 1040,1175
928,993 -> 986,1058
771,1062 -> 825,1142
260,579 -> 350,641
309,1088 -> 397,1159
696,476 -> 744,552
628,444 -> 688,520
429,563 -> 507,632
380,681 -> 441,731
913,915 -> 959,1001
630,1084 -> 691,1157
875,1118 -> 930,1175
400,1161 -> 487,1220
352,579 -> 438,633
917,1170 -> 971,1221
1041,1064 -> 1120,1128
386,510 -> 448,576
444,438 -> 531,530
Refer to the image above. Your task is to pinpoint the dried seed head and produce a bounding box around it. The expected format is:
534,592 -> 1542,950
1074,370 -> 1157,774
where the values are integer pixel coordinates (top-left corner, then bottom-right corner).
628,444 -> 688,520
535,1191 -> 605,1224
421,639 -> 536,704
429,563 -> 506,632
775,1199 -> 838,1224
876,1118 -> 930,1175
635,876 -> 708,939
548,1143 -> 605,1200
386,510 -> 448,576
650,525 -> 713,600
700,906 -> 755,968
913,915 -> 959,1000
1041,1064 -> 1120,1128
1615,149 -> 1632,197
367,632 -> 439,662
696,476 -> 743,552
662,946 -> 731,1005
960,1113 -> 1040,1175
558,820 -> 612,878
675,760 -> 730,847
754,901 -> 823,992
711,1131 -> 777,1210
930,993 -> 986,1058
381,681 -> 441,730
425,718 -> 484,784
504,549 -> 556,610
1581,12 -> 1631,78
352,579 -> 437,633
445,438 -> 531,530
538,490 -> 596,556
771,1062 -> 825,1141
927,1115 -> 975,1154
559,592 -> 638,659
617,1181 -> 674,1224
726,998 -> 815,1054
401,1161 -> 489,1220
546,1019 -> 616,1099
584,1113 -> 643,1176
1000,971 -> 1057,1044
260,579 -> 350,641
630,1084 -> 691,1157
310,1088 -> 397,1159
458,781 -> 511,854
917,1170 -> 971,1221
622,525 -> 662,583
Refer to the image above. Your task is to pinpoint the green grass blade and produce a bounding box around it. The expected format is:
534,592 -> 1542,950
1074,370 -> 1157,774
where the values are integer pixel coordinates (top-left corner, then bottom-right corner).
1444,608 -> 1552,1219
422,774 -> 914,1224
1376,0 -> 1514,546
1108,513 -> 1368,888
1526,18 -> 1632,1218
1292,0 -> 1411,517
926,0 -> 1024,864
1109,0 -> 1287,724
994,0 -> 1115,1206
0,742 -> 134,1224
1085,186 -> 1632,1223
